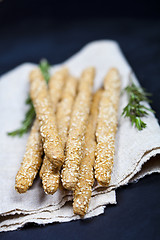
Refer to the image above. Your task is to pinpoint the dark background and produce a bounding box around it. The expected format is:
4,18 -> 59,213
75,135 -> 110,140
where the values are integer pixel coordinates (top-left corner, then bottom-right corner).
0,0 -> 160,239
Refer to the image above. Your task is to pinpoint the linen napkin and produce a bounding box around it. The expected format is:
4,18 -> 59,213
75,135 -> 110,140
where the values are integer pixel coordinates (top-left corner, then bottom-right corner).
0,40 -> 160,232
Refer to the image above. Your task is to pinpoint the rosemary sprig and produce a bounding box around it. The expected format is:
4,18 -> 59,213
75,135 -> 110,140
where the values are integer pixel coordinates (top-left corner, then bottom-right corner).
122,78 -> 154,131
39,59 -> 50,84
8,59 -> 50,137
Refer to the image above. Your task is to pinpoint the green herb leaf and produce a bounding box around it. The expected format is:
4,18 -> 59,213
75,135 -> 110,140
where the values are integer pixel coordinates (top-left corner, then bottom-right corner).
122,78 -> 154,131
39,59 -> 50,84
8,59 -> 50,137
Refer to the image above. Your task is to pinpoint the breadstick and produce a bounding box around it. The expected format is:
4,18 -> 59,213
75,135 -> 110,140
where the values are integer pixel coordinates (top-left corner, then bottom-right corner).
40,68 -> 68,194
29,68 -> 64,169
39,156 -> 60,194
73,89 -> 103,216
61,67 -> 95,191
40,72 -> 77,194
15,120 -> 43,193
94,68 -> 121,186
49,68 -> 68,112
56,75 -> 78,149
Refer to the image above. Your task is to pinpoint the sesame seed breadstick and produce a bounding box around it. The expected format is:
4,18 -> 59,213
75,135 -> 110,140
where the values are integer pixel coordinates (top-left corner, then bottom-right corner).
56,75 -> 78,149
29,68 -> 64,169
39,156 -> 60,194
49,68 -> 69,112
73,89 -> 103,216
94,68 -> 121,186
40,68 -> 68,194
15,120 -> 43,193
40,72 -> 78,194
61,67 -> 95,191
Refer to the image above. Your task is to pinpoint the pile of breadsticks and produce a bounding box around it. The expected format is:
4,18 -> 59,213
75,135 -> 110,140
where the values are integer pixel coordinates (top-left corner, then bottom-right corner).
15,66 -> 121,216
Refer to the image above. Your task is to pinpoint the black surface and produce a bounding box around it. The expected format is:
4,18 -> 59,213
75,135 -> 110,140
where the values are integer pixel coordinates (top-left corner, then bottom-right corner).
0,1 -> 160,239
0,0 -> 160,22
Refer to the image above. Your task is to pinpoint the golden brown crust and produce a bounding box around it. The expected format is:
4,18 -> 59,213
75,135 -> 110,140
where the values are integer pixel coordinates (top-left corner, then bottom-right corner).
73,89 -> 103,216
15,120 -> 43,193
94,68 -> 121,186
40,156 -> 60,194
29,68 -> 64,169
40,70 -> 77,195
56,75 -> 78,148
61,67 -> 95,191
49,68 -> 69,112
40,68 -> 68,194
